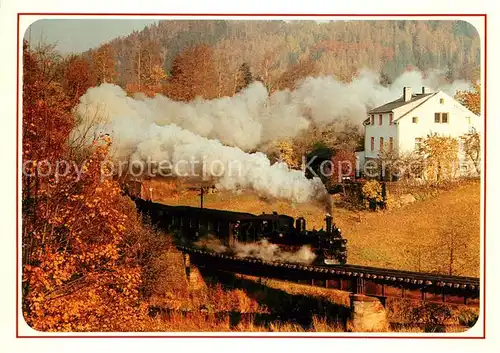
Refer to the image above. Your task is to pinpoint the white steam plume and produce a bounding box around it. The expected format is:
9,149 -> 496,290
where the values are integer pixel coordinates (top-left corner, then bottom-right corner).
194,234 -> 317,265
75,109 -> 328,204
71,69 -> 470,206
129,122 -> 328,204
73,69 -> 471,151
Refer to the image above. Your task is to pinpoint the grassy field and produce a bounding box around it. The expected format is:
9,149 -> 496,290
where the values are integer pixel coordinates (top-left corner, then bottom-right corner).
146,178 -> 481,277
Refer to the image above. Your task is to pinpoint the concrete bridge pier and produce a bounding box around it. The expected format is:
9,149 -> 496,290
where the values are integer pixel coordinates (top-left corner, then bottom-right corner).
183,253 -> 191,278
182,252 -> 206,290
347,294 -> 389,332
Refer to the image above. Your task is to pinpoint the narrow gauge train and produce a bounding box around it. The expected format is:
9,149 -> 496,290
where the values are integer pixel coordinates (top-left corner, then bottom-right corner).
133,197 -> 348,265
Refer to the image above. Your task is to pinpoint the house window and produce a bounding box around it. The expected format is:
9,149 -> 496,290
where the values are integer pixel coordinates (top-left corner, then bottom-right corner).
379,114 -> 382,125
435,112 -> 450,123
440,98 -> 444,104
415,138 -> 423,151
389,137 -> 393,150
412,116 -> 418,124
389,113 -> 393,125
380,137 -> 384,151
370,137 -> 374,151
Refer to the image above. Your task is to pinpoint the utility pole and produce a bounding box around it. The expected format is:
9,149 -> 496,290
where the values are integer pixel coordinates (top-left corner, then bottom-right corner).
200,186 -> 204,209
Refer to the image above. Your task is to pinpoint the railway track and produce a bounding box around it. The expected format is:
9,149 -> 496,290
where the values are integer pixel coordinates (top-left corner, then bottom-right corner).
178,245 -> 480,307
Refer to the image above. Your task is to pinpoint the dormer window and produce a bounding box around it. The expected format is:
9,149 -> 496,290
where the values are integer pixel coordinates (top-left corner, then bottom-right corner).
389,113 -> 393,125
379,114 -> 382,125
440,98 -> 445,104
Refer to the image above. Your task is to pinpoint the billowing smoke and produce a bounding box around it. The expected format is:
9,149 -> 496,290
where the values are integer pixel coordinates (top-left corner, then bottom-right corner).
193,234 -> 228,254
73,69 -> 471,152
71,69 -> 471,206
112,120 -> 327,204
194,234 -> 317,265
234,239 -> 317,264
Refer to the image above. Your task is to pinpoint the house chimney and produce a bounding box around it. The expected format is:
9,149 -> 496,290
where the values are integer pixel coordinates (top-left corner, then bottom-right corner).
403,87 -> 412,102
422,86 -> 429,94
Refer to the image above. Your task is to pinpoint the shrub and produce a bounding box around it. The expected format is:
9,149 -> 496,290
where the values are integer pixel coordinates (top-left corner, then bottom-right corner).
361,180 -> 384,210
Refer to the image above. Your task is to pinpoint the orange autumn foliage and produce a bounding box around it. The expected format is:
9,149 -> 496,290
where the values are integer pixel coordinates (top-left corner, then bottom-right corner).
455,82 -> 481,116
62,55 -> 96,106
91,43 -> 117,85
163,45 -> 219,101
22,41 -> 149,331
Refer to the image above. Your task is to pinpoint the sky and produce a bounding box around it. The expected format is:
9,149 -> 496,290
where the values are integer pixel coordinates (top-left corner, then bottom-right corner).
24,19 -> 333,55
24,19 -> 159,54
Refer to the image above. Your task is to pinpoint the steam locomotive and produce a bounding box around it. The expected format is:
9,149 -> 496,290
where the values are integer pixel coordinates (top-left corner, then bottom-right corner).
132,195 -> 348,265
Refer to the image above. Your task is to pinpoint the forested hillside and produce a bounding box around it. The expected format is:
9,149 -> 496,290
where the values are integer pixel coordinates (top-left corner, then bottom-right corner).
81,20 -> 480,99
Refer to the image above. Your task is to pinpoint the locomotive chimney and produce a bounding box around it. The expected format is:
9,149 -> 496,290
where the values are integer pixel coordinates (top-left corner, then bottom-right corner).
325,214 -> 333,233
295,217 -> 306,232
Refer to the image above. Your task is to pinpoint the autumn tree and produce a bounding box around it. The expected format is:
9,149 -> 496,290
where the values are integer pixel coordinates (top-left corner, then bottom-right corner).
22,41 -> 73,188
378,145 -> 400,181
273,59 -> 318,91
361,180 -> 384,210
22,42 -> 147,331
163,44 -> 218,101
129,38 -> 166,93
420,134 -> 459,184
91,43 -> 117,84
254,44 -> 287,93
235,62 -> 254,93
62,55 -> 96,106
461,131 -> 481,175
389,151 -> 426,184
455,82 -> 481,115
331,150 -> 356,184
271,139 -> 300,169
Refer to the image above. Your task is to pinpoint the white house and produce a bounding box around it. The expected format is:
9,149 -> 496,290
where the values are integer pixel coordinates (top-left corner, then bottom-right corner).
356,86 -> 482,177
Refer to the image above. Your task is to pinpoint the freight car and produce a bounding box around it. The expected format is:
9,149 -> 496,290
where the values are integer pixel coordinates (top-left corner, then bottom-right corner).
133,197 -> 348,265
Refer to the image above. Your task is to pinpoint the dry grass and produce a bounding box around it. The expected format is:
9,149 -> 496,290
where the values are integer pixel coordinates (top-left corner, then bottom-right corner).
143,311 -> 346,332
248,276 -> 350,307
